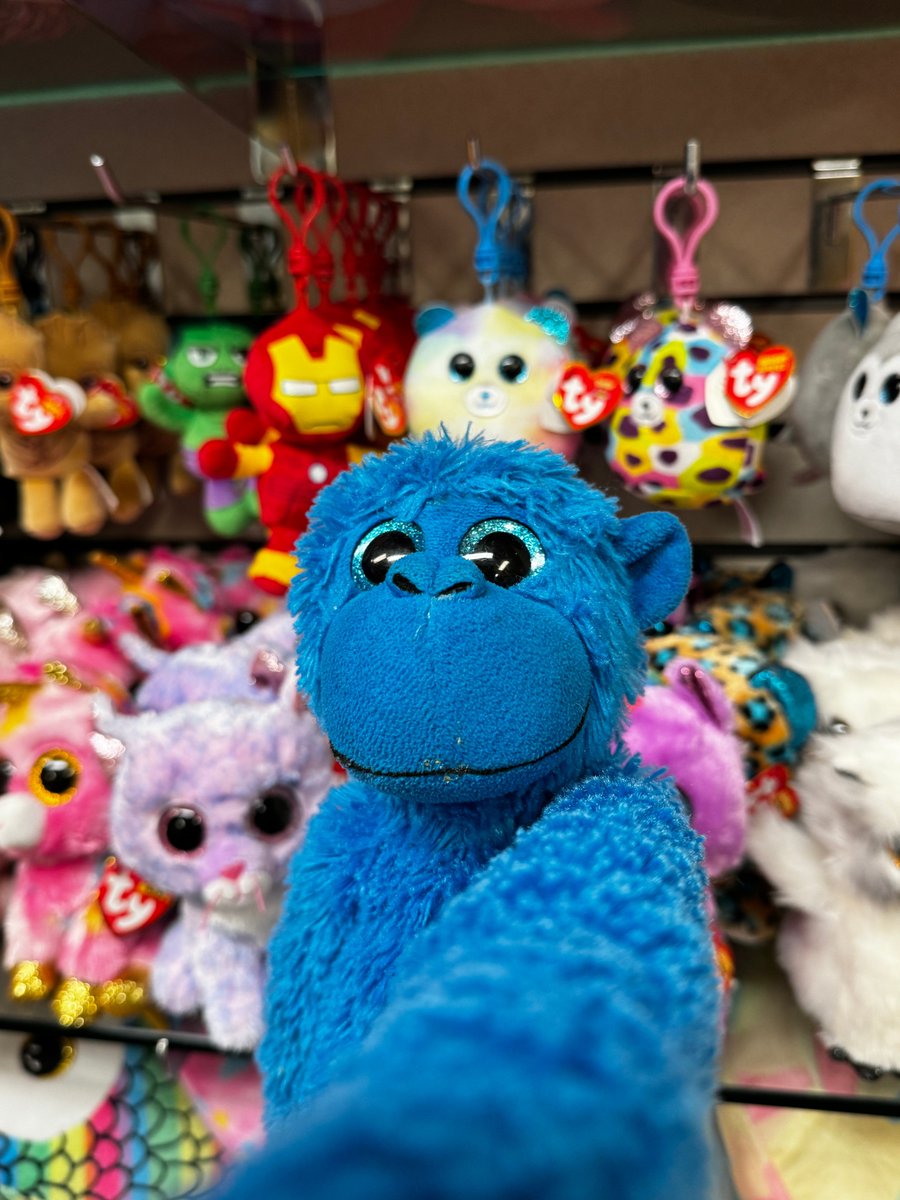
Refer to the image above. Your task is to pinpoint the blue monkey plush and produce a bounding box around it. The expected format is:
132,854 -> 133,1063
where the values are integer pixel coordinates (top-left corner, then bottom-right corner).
224,432 -> 719,1198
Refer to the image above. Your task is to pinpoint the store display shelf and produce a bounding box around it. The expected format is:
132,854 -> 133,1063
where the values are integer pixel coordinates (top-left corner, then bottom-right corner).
0,1011 -> 242,1057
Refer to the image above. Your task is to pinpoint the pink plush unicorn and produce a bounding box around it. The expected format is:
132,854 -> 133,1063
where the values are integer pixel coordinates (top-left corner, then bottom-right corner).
624,658 -> 747,879
0,678 -> 157,1017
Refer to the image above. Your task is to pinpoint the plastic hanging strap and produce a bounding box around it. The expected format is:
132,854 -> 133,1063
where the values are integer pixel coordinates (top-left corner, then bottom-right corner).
653,176 -> 719,316
267,165 -> 326,306
457,157 -> 514,299
851,178 -> 900,302
179,211 -> 228,315
0,206 -> 22,315
42,217 -> 92,311
497,181 -> 532,293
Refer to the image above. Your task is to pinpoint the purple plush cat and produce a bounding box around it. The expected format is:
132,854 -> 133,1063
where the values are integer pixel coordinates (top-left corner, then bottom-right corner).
101,676 -> 333,1051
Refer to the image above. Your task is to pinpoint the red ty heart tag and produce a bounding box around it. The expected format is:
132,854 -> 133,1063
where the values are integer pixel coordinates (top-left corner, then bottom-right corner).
746,765 -> 799,818
554,365 -> 622,430
98,856 -> 173,936
365,352 -> 407,437
90,377 -> 140,431
10,371 -> 86,436
724,346 -> 795,425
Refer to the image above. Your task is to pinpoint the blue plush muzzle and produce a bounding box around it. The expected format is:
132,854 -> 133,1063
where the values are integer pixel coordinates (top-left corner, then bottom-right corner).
318,549 -> 592,802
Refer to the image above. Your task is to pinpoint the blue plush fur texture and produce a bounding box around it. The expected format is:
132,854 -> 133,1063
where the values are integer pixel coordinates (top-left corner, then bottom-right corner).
225,432 -> 719,1198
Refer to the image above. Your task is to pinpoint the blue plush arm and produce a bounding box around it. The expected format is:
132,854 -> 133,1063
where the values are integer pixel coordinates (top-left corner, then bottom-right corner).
219,765 -> 720,1200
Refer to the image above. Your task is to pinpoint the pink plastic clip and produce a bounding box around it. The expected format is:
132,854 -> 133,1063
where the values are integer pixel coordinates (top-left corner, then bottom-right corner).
653,177 -> 719,313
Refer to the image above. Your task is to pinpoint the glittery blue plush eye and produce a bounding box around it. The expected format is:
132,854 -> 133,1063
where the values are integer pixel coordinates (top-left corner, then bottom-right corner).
459,518 -> 545,588
352,519 -> 424,588
498,355 -> 528,384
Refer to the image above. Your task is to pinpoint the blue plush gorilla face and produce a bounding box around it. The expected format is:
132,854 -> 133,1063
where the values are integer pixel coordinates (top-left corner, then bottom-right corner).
290,434 -> 691,804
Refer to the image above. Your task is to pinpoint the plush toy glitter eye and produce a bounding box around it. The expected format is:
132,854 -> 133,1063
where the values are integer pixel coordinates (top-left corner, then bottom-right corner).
20,1032 -> 75,1079
660,365 -> 683,393
0,758 -> 12,795
185,346 -> 218,369
30,750 -> 80,806
625,364 -> 645,394
249,785 -> 297,838
459,518 -> 545,588
879,372 -> 900,404
498,355 -> 528,384
159,806 -> 205,853
352,520 -> 424,588
449,353 -> 475,382
852,371 -> 867,400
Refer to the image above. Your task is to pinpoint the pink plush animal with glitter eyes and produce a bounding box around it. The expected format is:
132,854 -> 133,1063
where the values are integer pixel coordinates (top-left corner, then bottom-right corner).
624,659 -> 747,879
0,679 -> 155,1011
0,568 -> 137,695
102,676 -> 333,1052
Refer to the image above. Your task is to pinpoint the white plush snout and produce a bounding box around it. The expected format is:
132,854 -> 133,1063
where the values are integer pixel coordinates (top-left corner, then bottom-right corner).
0,792 -> 46,852
464,384 -> 509,418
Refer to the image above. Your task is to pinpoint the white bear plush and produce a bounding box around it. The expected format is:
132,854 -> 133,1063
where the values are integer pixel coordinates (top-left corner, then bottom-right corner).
831,313 -> 900,532
748,722 -> 900,1076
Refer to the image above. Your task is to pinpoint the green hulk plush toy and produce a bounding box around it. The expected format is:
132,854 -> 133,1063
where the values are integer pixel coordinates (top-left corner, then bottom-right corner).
138,321 -> 258,536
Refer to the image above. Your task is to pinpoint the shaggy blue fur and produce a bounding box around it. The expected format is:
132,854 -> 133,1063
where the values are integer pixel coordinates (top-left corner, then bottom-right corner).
218,762 -> 718,1200
235,432 -> 718,1195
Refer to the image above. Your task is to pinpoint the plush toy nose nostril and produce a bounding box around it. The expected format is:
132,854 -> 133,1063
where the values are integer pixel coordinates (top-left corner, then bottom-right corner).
392,572 -> 422,595
438,580 -> 474,597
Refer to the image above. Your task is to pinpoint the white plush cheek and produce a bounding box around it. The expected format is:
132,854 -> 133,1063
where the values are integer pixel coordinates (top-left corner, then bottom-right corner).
0,793 -> 46,852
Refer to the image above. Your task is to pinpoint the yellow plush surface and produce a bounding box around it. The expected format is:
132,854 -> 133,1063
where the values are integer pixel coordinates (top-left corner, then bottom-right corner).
719,946 -> 900,1200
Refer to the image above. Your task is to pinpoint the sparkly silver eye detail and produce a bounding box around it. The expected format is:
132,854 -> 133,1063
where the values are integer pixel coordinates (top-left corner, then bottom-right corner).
459,518 -> 545,588
352,519 -> 424,589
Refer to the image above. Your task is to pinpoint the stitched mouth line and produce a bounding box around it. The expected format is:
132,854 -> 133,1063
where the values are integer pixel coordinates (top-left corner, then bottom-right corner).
331,701 -> 589,779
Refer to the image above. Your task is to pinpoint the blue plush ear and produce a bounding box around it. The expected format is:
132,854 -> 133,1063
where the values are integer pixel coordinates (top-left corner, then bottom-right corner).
613,512 -> 691,630
415,305 -> 456,337
524,304 -> 571,347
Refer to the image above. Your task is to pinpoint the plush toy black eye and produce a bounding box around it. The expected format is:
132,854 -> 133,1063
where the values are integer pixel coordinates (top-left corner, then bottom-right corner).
828,718 -> 851,735
234,609 -> 260,634
880,373 -> 900,404
498,355 -> 527,384
20,1032 -> 74,1078
159,806 -> 205,853
625,364 -> 645,394
131,356 -> 150,372
352,520 -> 424,588
79,375 -> 98,393
459,518 -> 545,588
852,372 -> 867,400
449,353 -> 475,382
660,365 -> 683,393
0,759 -> 11,795
0,372 -> 14,389
835,767 -> 863,783
249,786 -> 297,838
39,758 -> 77,795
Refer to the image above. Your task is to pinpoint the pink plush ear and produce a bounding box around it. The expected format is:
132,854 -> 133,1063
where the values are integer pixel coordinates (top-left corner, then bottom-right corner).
250,648 -> 287,693
663,658 -> 733,733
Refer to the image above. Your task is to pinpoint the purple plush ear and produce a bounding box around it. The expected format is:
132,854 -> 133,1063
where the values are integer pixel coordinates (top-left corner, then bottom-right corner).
663,658 -> 733,733
250,648 -> 287,693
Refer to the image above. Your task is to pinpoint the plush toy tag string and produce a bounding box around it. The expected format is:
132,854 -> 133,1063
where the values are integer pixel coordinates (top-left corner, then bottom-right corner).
851,178 -> 900,305
653,177 -> 719,319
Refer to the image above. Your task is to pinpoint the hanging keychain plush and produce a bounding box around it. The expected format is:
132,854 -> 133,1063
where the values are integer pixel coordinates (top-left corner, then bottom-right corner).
0,211 -> 110,539
831,204 -> 900,533
604,174 -> 797,545
198,168 -> 372,595
791,181 -> 896,478
137,215 -> 256,536
403,158 -> 606,457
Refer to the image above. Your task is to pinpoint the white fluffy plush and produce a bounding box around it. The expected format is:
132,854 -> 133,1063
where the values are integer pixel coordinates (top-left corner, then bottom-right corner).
784,632 -> 900,730
748,723 -> 900,1073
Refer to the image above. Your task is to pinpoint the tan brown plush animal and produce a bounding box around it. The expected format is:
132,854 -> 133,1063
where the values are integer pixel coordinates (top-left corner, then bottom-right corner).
0,313 -> 109,538
91,299 -> 194,498
38,312 -> 152,524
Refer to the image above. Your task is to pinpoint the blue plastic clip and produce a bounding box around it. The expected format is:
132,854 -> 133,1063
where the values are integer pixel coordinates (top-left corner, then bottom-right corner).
457,157 -> 514,297
851,179 -> 900,303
